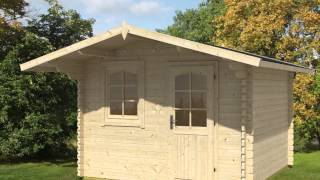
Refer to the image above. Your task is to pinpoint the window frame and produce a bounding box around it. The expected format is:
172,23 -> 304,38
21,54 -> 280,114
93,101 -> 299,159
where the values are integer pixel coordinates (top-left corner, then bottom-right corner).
104,61 -> 145,128
109,71 -> 138,117
174,72 -> 208,127
169,64 -> 214,134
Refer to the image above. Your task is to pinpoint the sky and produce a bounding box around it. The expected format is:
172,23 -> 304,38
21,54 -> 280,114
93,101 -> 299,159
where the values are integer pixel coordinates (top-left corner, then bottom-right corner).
26,0 -> 203,34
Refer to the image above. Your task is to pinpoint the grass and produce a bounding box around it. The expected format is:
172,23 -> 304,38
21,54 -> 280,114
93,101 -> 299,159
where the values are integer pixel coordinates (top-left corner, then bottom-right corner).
0,160 -> 80,180
268,151 -> 320,180
0,151 -> 319,180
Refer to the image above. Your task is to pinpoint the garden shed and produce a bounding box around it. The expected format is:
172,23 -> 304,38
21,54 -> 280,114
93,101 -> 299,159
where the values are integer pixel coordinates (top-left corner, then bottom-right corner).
20,23 -> 314,180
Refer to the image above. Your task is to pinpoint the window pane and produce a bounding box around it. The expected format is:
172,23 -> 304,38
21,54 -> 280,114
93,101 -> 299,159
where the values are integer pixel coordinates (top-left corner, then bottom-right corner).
110,87 -> 122,100
175,74 -> 189,90
126,72 -> 137,86
175,92 -> 189,108
125,86 -> 137,100
110,72 -> 124,86
110,102 -> 122,115
192,73 -> 206,90
175,110 -> 189,126
191,110 -> 206,127
124,101 -> 137,115
191,92 -> 206,108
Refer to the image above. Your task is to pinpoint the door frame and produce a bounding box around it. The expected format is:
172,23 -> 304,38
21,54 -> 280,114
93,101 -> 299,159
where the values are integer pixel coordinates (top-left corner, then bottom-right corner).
167,61 -> 218,180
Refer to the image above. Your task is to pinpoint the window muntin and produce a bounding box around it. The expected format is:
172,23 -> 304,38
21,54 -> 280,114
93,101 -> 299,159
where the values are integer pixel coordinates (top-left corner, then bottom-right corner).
174,73 -> 207,127
109,71 -> 138,116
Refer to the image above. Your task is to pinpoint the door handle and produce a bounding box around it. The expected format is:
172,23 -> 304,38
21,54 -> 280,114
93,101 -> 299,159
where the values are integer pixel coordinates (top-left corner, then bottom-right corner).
170,115 -> 175,130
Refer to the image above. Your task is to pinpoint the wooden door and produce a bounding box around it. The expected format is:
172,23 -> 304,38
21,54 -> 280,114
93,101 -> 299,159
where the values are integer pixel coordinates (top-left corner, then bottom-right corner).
169,65 -> 215,180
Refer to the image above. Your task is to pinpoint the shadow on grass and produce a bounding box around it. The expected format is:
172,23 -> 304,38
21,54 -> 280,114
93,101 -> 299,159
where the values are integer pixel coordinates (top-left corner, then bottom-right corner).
0,145 -> 77,166
0,158 -> 77,166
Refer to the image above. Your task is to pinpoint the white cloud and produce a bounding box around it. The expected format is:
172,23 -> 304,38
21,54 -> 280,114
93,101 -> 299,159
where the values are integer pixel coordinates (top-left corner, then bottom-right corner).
81,0 -> 131,14
129,1 -> 170,15
26,0 -> 176,33
79,0 -> 170,16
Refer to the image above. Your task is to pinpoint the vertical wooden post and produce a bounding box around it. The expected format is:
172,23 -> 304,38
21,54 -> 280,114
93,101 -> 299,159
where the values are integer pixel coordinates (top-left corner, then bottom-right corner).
245,67 -> 254,180
240,78 -> 247,180
288,72 -> 294,166
232,65 -> 250,180
77,77 -> 84,177
229,63 -> 254,180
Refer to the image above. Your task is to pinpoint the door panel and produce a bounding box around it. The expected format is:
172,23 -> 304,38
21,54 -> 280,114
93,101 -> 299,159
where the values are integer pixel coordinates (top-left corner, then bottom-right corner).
173,134 -> 208,180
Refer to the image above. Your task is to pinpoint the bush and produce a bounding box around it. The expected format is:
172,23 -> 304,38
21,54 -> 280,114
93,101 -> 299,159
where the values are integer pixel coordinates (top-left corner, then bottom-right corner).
294,121 -> 318,152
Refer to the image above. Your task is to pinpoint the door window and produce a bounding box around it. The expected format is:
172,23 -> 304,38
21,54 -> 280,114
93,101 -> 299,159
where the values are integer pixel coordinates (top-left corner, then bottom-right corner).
174,73 -> 207,127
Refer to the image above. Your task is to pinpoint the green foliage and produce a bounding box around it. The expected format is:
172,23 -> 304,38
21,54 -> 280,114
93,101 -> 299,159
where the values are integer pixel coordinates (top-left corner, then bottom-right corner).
0,0 -> 28,18
27,0 -> 94,49
0,0 -> 94,160
312,66 -> 320,147
214,0 -> 319,66
162,0 -> 225,44
294,123 -> 315,152
294,65 -> 320,151
0,32 -> 72,159
0,0 -> 27,60
0,21 -> 25,61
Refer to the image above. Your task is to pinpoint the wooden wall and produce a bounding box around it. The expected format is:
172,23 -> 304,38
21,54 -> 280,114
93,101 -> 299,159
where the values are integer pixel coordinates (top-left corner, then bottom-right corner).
250,68 -> 292,180
73,40 -> 246,180
68,44 -> 294,180
79,60 -> 171,179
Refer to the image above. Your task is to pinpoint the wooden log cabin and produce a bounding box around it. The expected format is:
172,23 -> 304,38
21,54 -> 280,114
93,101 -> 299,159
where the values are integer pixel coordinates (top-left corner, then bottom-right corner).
20,23 -> 314,180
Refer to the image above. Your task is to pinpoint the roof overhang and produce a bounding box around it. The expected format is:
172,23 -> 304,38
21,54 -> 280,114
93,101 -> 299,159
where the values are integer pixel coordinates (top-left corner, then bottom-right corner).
20,22 -> 314,74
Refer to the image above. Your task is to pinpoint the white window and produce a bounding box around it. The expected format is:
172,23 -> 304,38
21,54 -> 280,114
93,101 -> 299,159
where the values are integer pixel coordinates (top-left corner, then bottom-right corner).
105,61 -> 144,127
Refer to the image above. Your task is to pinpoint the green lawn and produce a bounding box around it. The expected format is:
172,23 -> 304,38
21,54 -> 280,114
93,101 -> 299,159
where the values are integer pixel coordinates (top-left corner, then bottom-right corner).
0,151 -> 319,180
268,151 -> 320,180
0,160 -> 80,180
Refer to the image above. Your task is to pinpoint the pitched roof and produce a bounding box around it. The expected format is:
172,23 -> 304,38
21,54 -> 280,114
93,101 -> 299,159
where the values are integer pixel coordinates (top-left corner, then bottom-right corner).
20,22 -> 314,73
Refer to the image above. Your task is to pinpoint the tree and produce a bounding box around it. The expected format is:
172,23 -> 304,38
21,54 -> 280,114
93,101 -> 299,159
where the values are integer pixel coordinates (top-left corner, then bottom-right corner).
162,0 -> 225,44
0,0 -> 28,19
0,0 -> 27,61
213,0 -> 320,149
213,0 -> 319,67
0,0 -> 94,160
294,66 -> 320,151
28,0 -> 94,49
0,33 -> 57,159
293,72 -> 318,151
